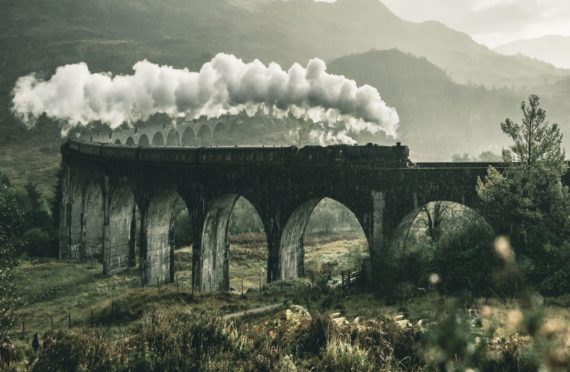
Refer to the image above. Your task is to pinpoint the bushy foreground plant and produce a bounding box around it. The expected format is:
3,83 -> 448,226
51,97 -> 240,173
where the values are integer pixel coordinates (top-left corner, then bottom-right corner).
30,330 -> 117,372
22,250 -> 570,372
421,237 -> 569,371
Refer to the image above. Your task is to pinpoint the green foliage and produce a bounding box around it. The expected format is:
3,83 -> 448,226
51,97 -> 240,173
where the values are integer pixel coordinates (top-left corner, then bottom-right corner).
31,310 -> 280,371
451,153 -> 471,162
228,197 -> 265,235
0,177 -> 25,250
173,204 -> 193,248
393,238 -> 435,293
535,242 -> 570,295
305,198 -> 362,236
7,175 -> 57,257
125,311 -> 240,370
478,95 -> 570,293
0,175 -> 23,365
421,300 -> 489,371
432,220 -> 496,296
479,151 -> 503,162
22,228 -> 52,258
393,203 -> 496,297
318,339 -> 371,372
452,151 -> 502,162
294,313 -> 328,356
501,95 -> 566,171
31,330 -> 118,372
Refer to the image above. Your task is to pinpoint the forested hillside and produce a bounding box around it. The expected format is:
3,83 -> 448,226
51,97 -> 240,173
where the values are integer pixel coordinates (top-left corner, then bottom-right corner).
1,0 -> 570,183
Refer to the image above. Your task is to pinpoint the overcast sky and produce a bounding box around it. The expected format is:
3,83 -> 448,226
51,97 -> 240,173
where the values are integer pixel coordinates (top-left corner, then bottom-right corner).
379,0 -> 570,47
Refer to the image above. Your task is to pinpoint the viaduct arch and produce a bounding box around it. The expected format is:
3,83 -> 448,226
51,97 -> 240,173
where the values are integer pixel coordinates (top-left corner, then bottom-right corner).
60,140 -> 510,292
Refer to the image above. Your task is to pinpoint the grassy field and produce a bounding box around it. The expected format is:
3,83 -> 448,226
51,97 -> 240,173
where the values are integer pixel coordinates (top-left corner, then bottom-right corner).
0,143 -> 60,199
10,234 -> 366,338
7,235 -> 570,370
173,232 -> 369,293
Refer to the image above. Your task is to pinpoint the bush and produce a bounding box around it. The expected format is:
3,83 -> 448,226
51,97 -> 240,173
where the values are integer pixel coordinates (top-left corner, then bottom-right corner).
432,220 -> 496,295
294,313 -> 328,356
0,337 -> 19,370
173,209 -> 193,248
421,300 -> 488,371
125,311 -> 237,370
31,330 -> 118,372
22,228 -> 52,257
536,242 -> 570,296
318,339 -> 371,372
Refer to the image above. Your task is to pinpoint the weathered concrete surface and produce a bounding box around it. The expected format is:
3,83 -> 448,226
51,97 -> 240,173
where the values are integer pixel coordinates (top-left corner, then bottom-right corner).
61,140 -> 514,291
83,180 -> 104,259
68,176 -> 83,260
280,199 -> 319,279
142,191 -> 179,286
103,184 -> 136,274
200,194 -> 239,292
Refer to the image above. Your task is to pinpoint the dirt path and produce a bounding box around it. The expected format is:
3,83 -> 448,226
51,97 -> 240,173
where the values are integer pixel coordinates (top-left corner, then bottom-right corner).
223,303 -> 284,320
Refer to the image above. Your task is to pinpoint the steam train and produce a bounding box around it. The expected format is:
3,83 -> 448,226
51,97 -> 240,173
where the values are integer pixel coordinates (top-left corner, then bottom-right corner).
65,140 -> 411,168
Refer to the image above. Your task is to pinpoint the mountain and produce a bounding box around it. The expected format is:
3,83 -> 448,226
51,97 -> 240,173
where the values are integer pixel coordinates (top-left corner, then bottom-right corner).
328,50 -> 522,160
1,0 -> 570,182
496,35 -> 570,69
1,0 -> 567,96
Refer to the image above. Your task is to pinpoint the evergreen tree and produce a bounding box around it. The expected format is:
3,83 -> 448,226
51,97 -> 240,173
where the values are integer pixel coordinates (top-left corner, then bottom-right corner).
477,95 -> 570,292
0,175 -> 23,341
500,94 -> 565,173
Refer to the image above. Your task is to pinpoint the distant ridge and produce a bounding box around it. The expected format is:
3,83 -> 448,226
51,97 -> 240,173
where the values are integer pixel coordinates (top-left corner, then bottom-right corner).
496,35 -> 570,69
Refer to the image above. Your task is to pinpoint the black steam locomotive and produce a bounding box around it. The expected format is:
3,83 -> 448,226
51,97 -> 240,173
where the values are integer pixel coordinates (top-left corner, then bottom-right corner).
65,140 -> 411,168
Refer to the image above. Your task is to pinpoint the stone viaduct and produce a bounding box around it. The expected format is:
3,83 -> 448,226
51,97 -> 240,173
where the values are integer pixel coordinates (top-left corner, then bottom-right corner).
60,138 -> 506,292
88,118 -> 233,148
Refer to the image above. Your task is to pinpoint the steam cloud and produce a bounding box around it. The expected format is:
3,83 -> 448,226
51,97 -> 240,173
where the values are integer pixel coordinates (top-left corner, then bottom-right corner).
12,53 -> 399,144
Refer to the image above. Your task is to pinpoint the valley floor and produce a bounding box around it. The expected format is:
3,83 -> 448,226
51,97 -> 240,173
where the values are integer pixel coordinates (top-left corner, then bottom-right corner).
6,236 -> 570,370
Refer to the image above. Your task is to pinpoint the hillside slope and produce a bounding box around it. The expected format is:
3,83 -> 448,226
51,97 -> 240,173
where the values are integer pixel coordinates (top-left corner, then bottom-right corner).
328,50 -> 570,160
1,0 -> 569,172
496,35 -> 570,69
1,0 -> 567,102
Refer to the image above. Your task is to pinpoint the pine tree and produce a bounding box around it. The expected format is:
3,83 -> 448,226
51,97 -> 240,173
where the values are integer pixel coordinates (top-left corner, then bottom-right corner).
500,94 -> 566,173
477,95 -> 570,292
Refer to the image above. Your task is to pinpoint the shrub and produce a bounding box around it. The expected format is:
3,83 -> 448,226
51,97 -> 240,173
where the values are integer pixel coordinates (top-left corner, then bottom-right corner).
421,300 -> 488,371
432,220 -> 496,295
318,339 -> 371,372
125,311 -> 237,370
31,330 -> 118,372
22,228 -> 51,257
294,313 -> 328,356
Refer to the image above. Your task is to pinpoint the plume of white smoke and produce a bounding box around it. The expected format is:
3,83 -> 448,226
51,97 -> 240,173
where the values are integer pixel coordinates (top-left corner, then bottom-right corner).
11,53 -> 399,143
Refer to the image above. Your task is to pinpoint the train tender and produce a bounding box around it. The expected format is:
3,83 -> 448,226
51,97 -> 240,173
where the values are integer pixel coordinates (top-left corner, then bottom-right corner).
64,140 -> 411,168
